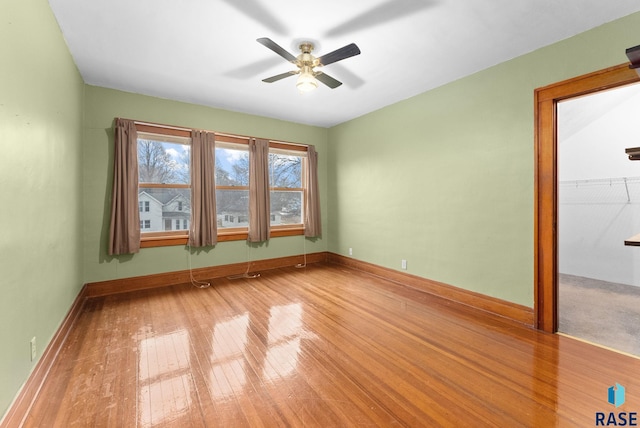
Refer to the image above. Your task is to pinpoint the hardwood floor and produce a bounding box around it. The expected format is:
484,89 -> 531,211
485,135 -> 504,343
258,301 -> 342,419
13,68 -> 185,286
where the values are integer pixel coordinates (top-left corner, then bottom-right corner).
19,263 -> 640,427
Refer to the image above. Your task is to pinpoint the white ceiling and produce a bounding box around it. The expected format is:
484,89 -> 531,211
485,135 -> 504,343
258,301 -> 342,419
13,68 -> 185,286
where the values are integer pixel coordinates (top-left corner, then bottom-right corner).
48,0 -> 640,128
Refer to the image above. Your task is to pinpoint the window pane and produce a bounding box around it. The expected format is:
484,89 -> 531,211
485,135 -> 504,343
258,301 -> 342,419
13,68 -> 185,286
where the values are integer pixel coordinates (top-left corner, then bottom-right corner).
138,139 -> 190,184
216,189 -> 249,228
139,187 -> 191,232
216,145 -> 249,186
269,153 -> 302,188
270,191 -> 303,225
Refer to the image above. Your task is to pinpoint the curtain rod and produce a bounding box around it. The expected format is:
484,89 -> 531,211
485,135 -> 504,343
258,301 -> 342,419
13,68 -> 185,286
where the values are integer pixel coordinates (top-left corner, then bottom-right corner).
215,132 -> 308,149
119,117 -> 309,148
128,118 -> 192,132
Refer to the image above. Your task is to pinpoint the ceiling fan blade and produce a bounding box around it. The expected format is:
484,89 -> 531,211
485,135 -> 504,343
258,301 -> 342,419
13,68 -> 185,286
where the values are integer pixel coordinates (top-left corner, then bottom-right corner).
257,38 -> 297,63
317,43 -> 361,67
315,72 -> 343,89
325,0 -> 436,37
220,0 -> 287,36
262,71 -> 297,83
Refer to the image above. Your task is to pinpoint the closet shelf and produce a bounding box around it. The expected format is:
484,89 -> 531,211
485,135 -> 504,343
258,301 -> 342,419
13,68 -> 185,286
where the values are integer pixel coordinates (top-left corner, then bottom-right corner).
625,147 -> 640,161
625,233 -> 640,246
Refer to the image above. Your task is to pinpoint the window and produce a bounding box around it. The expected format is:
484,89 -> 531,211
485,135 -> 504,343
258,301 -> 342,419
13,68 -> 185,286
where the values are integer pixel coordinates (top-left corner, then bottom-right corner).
215,141 -> 250,229
169,219 -> 188,231
214,138 -> 306,237
268,148 -> 304,226
137,129 -> 191,240
134,123 -> 310,248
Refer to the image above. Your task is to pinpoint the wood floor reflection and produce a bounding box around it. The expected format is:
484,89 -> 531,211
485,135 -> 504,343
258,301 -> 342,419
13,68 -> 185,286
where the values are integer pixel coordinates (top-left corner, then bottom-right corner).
23,263 -> 640,427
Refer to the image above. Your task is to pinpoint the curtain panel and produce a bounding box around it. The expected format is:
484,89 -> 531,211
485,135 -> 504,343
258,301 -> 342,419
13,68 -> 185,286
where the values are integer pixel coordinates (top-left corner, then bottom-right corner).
247,138 -> 271,242
108,118 -> 140,255
190,130 -> 218,247
304,145 -> 322,238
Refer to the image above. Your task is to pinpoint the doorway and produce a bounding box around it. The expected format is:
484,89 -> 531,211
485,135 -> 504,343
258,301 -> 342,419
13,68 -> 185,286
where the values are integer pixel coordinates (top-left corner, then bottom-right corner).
534,63 -> 639,335
556,83 -> 640,356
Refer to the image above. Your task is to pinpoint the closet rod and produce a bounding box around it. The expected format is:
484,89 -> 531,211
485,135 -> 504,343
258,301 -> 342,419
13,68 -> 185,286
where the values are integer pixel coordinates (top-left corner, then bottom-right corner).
559,176 -> 640,185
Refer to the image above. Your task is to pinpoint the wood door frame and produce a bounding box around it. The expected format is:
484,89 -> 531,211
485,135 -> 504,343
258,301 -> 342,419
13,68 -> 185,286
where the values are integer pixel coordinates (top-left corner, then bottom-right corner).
534,63 -> 640,332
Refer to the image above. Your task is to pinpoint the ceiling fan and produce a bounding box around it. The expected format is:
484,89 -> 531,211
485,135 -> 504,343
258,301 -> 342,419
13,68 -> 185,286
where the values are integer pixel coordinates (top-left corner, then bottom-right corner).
257,37 -> 361,92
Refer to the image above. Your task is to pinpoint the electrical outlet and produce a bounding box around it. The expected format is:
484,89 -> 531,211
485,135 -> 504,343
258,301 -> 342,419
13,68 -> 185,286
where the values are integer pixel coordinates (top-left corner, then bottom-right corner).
401,259 -> 407,270
30,337 -> 36,361
348,247 -> 353,256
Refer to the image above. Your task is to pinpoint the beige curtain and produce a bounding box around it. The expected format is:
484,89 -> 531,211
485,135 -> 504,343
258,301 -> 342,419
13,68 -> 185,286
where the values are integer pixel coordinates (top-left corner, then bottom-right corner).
248,138 -> 271,242
190,130 -> 218,247
304,145 -> 322,238
108,118 -> 140,255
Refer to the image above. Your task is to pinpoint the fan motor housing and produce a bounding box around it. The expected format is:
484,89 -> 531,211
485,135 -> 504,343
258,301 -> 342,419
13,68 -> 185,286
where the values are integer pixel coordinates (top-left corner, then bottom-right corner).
297,43 -> 318,68
299,42 -> 314,54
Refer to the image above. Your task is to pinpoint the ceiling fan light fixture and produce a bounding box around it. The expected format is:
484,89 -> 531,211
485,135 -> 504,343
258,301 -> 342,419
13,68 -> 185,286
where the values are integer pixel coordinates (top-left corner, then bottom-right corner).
296,69 -> 317,93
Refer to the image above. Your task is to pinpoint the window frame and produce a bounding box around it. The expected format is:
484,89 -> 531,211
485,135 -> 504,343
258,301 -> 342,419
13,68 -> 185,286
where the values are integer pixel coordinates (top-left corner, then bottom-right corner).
137,124 -> 191,246
268,146 -> 306,228
136,123 -> 308,248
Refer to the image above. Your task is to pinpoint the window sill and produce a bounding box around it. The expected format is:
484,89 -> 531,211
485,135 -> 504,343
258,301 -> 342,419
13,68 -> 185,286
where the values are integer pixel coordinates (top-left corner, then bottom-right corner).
140,226 -> 305,248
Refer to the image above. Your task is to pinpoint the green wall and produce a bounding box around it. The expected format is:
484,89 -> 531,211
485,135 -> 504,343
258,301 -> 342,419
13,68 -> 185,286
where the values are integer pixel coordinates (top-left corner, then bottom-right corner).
0,0 -> 84,419
327,11 -> 640,307
82,86 -> 328,283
